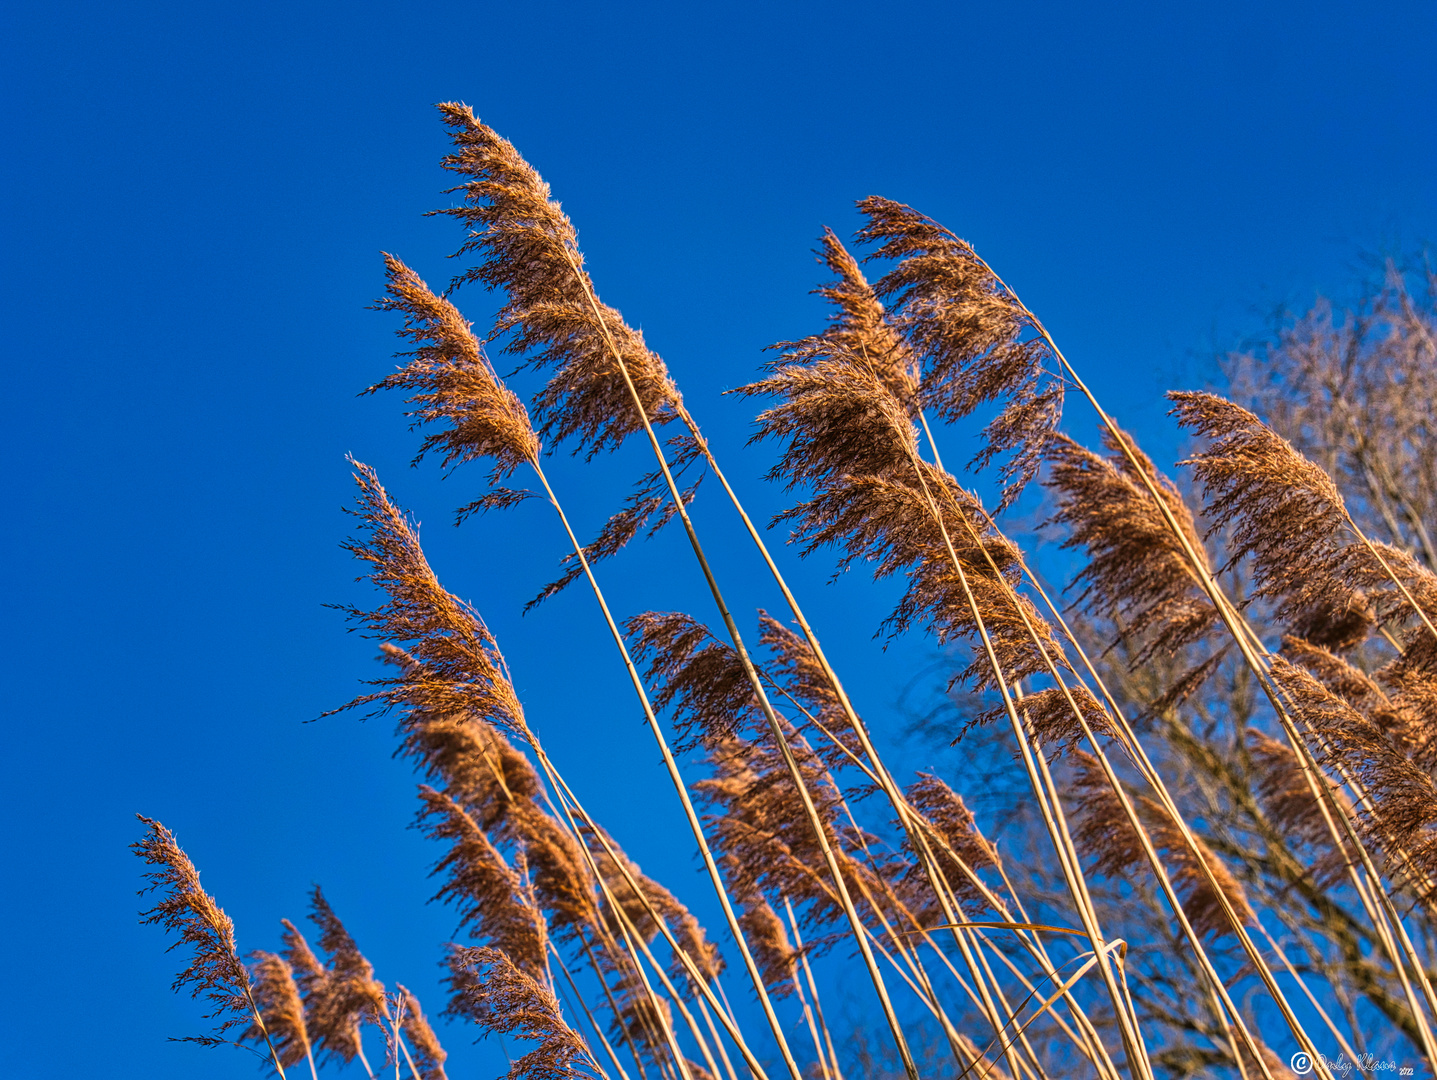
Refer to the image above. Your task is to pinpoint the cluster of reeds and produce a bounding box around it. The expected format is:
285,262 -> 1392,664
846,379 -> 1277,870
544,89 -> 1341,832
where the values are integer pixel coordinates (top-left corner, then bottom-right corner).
134,105 -> 1437,1080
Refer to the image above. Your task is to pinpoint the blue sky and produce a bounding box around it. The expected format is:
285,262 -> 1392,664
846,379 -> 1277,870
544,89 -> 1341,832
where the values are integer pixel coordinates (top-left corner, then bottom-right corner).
2,1 -> 1434,1077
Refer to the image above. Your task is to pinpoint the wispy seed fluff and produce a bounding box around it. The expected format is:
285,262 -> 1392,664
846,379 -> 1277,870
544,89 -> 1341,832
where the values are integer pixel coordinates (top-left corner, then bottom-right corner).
133,816 -> 256,1039
369,253 -> 539,483
434,102 -> 680,458
1045,428 -> 1217,663
856,197 -> 1063,508
246,951 -> 312,1068
1170,391 -> 1373,650
739,335 -> 1066,695
806,227 -> 918,410
1068,752 -> 1256,938
431,104 -> 705,608
334,460 -> 529,741
446,947 -> 601,1080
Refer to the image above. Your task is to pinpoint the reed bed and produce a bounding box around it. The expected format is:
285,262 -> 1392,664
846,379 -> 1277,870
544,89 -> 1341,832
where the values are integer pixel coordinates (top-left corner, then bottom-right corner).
134,105 -> 1437,1080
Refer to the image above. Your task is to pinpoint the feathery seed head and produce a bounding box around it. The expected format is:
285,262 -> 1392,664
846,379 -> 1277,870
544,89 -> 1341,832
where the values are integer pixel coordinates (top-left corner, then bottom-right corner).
627,611 -> 761,750
855,197 -> 1063,507
503,800 -> 599,941
246,951 -> 312,1067
302,887 -> 388,1064
435,103 -> 681,459
418,785 -> 550,982
335,461 -> 530,741
1246,729 -> 1354,888
586,826 -> 723,986
1068,753 -> 1255,937
900,774 -> 999,916
397,985 -> 449,1080
133,816 -> 255,1038
1045,428 -> 1217,663
446,946 -> 598,1080
1170,391 -> 1367,644
369,254 -> 539,480
811,227 -> 918,407
1269,655 -> 1437,904
384,652 -> 544,829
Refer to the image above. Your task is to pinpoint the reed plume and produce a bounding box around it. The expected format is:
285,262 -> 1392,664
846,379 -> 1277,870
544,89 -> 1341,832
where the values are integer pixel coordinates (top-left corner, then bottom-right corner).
334,460 -> 528,741
1169,391 -> 1372,649
281,917 -> 325,989
1268,655 -> 1437,904
247,951 -> 314,1070
810,227 -> 917,408
627,611 -> 761,750
505,800 -> 599,944
695,732 -> 881,946
1225,269 -> 1437,572
1341,540 -> 1437,667
719,852 -> 800,997
747,612 -> 876,779
446,946 -> 602,1080
435,102 -> 680,457
899,774 -> 999,915
740,343 -> 1064,692
587,826 -> 723,987
1245,729 -> 1353,888
132,816 -> 271,1049
418,784 -> 550,981
385,645 -> 544,829
305,889 -> 389,1066
369,253 -> 539,482
1045,429 -> 1217,663
1068,752 -> 1256,938
855,196 -> 1063,508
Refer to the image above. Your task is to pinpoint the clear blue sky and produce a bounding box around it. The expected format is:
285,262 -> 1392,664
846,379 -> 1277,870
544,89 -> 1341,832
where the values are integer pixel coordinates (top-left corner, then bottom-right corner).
2,1 -> 1434,1077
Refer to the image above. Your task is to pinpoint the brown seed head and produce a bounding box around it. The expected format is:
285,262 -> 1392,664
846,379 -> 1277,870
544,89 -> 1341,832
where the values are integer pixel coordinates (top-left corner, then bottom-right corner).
900,774 -> 1000,917
245,951 -> 312,1068
133,816 -> 255,1038
445,946 -> 598,1080
418,785 -> 549,983
503,799 -> 599,941
1068,752 -> 1255,937
1269,655 -> 1437,903
382,648 -> 543,829
585,824 -> 723,987
303,887 -> 387,1063
739,346 -> 922,492
718,852 -> 799,997
696,734 -> 877,944
369,254 -> 539,480
742,307 -> 1065,688
973,684 -> 1119,758
812,227 -> 918,407
856,196 -> 1063,507
780,466 -> 1063,691
1246,728 -> 1354,888
1045,428 -> 1216,663
627,610 -> 761,750
396,984 -> 448,1080
1170,391 -> 1368,644
756,612 -> 863,767
334,461 -> 530,741
434,103 -> 681,459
